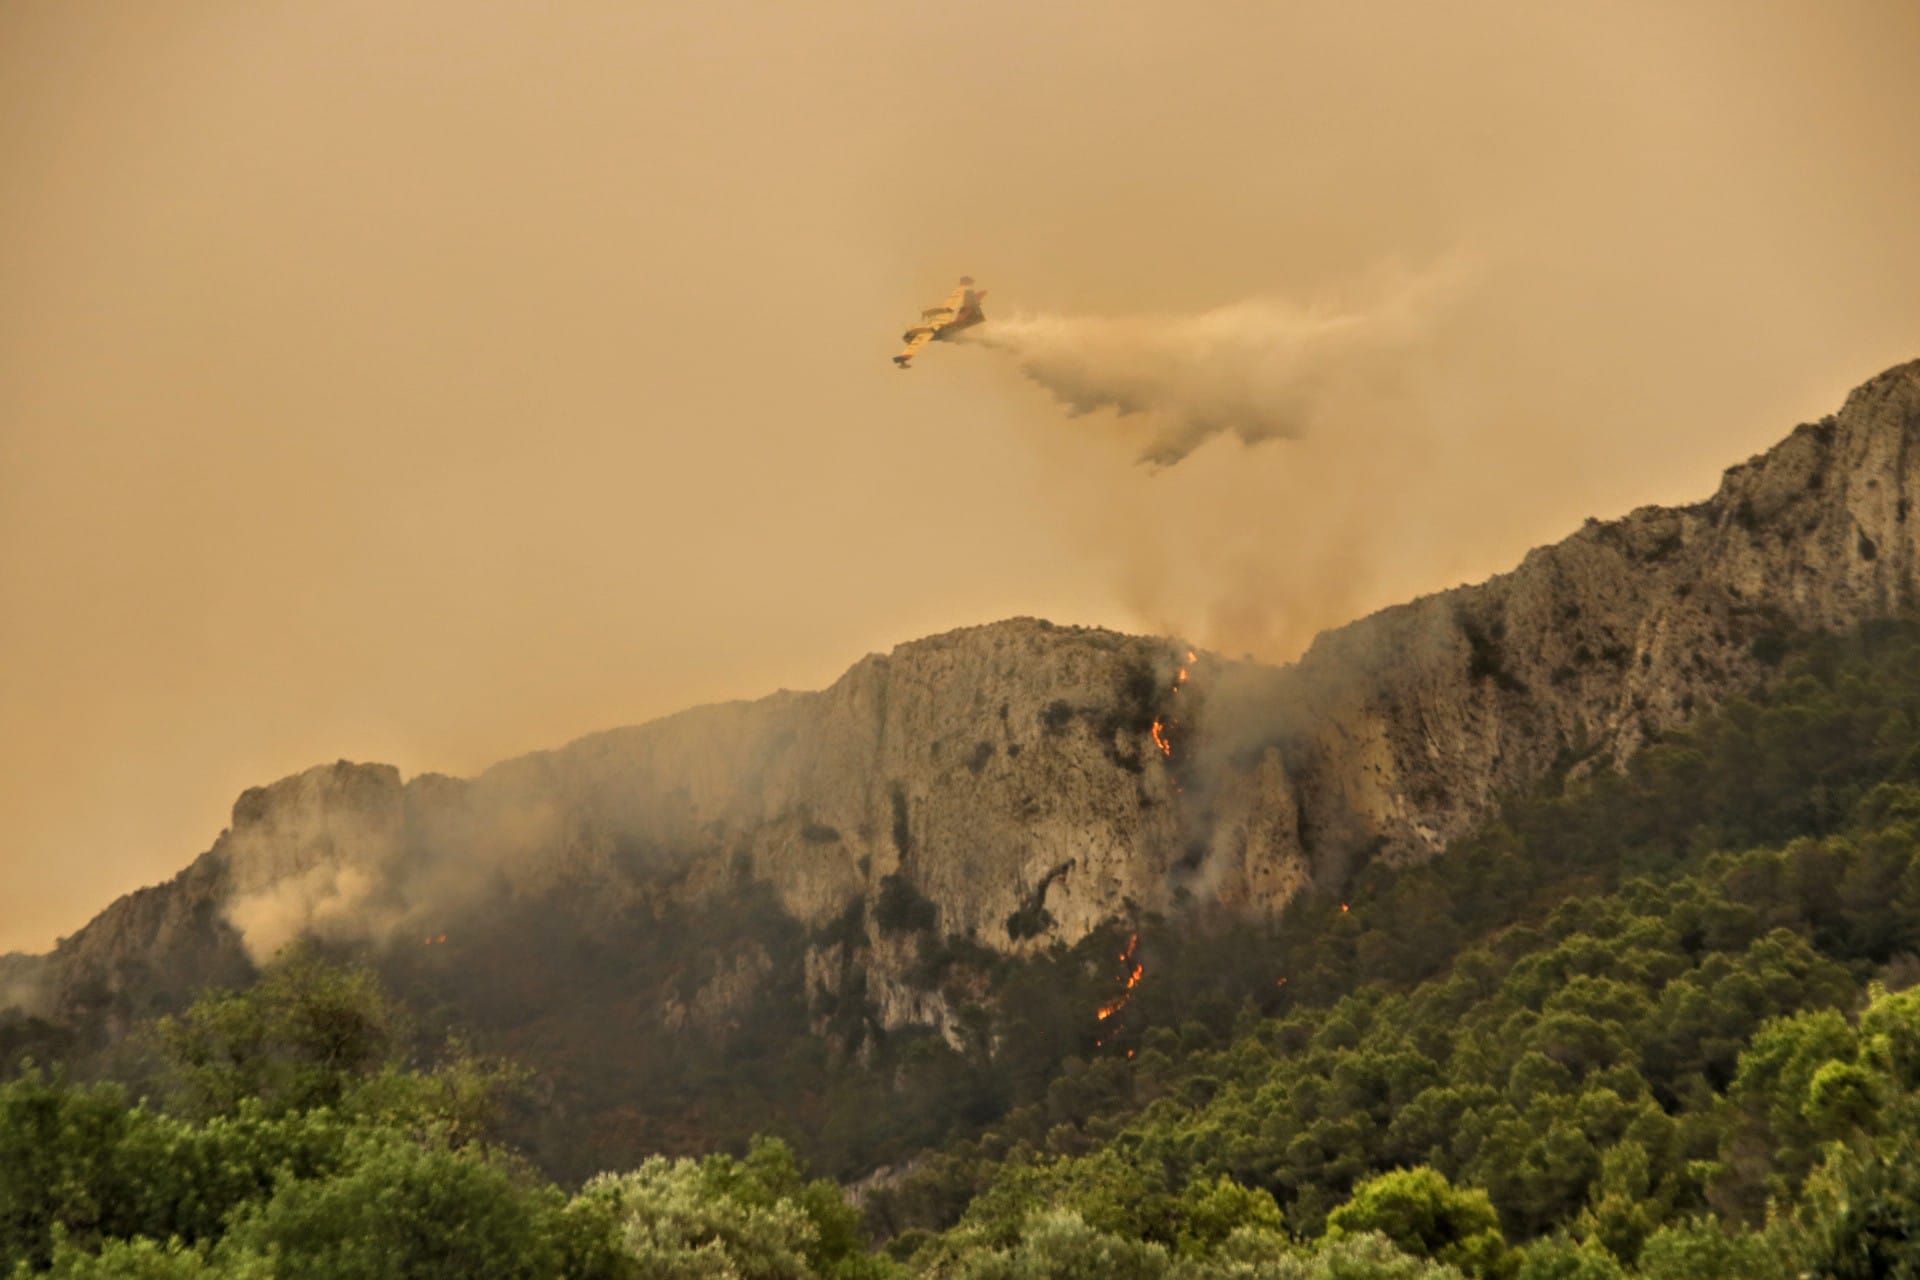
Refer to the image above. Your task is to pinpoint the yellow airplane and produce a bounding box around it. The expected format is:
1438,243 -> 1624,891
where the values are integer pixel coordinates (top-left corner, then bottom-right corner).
893,277 -> 987,368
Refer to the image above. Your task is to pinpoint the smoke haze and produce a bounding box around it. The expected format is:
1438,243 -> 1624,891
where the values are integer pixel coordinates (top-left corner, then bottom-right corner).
3,1 -> 1920,951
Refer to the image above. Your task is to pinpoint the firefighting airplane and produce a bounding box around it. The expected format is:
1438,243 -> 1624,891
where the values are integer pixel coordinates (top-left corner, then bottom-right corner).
893,276 -> 987,367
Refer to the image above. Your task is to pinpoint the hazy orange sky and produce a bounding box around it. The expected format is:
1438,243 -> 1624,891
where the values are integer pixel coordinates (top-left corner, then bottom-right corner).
4,2 -> 1918,953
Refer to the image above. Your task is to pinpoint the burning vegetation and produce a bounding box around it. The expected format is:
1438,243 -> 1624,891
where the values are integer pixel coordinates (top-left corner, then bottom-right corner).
1147,650 -> 1198,761
1095,932 -> 1145,1023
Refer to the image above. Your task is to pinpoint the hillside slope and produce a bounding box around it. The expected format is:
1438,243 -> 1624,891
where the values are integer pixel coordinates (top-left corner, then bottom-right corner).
5,358 -> 1919,1169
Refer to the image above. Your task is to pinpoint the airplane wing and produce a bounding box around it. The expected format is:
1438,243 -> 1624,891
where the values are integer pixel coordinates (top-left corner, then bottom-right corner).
918,284 -> 968,323
894,327 -> 937,366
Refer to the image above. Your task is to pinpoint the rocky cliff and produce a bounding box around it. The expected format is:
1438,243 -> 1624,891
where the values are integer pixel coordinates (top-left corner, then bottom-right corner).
9,359 -> 1920,1061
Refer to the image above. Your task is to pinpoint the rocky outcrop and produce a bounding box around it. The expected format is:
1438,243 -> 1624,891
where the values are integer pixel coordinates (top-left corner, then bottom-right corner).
1233,357 -> 1920,882
9,359 -> 1920,1048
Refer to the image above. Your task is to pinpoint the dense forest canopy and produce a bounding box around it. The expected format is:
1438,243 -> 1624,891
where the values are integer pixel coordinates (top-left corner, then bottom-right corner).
10,621 -> 1920,1276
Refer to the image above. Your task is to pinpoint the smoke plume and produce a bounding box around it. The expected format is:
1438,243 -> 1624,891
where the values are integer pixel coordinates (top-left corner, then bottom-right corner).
0,957 -> 49,1018
964,267 -> 1458,466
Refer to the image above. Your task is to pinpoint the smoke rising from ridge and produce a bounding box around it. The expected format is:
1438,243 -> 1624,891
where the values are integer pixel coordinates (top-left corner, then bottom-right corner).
965,268 -> 1458,466
0,958 -> 48,1018
7,2 -> 1920,954
966,263 -> 1476,665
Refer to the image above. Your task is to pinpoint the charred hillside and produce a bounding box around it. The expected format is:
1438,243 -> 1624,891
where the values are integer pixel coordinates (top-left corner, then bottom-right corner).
5,358 -> 1920,1173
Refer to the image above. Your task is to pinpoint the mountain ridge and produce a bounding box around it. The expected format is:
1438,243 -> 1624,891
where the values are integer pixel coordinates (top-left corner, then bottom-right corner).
7,358 -> 1920,1072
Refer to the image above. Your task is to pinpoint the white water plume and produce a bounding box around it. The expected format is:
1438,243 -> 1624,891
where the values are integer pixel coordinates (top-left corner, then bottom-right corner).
964,266 -> 1460,465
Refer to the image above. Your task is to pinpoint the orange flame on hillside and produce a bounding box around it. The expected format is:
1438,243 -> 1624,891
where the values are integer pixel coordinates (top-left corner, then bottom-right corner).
1096,932 -> 1146,1022
1150,649 -> 1201,760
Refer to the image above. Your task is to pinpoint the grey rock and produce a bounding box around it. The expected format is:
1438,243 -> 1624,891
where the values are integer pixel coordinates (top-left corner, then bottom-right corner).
9,359 -> 1920,1045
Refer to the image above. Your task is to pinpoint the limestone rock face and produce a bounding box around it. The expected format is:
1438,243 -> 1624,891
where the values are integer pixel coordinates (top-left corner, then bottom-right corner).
1227,358 -> 1920,888
10,359 -> 1920,1043
460,618 -> 1189,947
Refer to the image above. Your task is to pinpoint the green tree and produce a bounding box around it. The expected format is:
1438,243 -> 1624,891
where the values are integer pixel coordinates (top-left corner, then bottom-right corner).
1633,1218 -> 1782,1280
217,1133 -> 600,1280
1508,1236 -> 1622,1280
1172,1176 -> 1286,1255
955,1210 -> 1167,1280
580,1139 -> 893,1280
33,1236 -> 275,1279
1573,1141 -> 1660,1264
1325,1169 -> 1510,1279
1725,1008 -> 1858,1186
1858,984 -> 1920,1087
0,1073 -> 147,1270
1187,1231 -> 1467,1279
1780,1121 -> 1920,1280
155,950 -> 401,1120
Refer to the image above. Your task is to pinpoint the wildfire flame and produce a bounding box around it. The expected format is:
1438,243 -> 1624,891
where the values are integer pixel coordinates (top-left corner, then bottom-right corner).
1096,932 -> 1145,1022
1150,649 -> 1200,759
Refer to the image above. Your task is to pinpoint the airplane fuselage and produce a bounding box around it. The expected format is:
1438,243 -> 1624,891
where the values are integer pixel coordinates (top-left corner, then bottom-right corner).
901,310 -> 983,345
894,279 -> 986,367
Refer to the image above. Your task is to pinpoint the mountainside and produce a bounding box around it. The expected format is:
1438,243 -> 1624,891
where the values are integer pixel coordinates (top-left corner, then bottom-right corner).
7,358 -> 1920,1169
